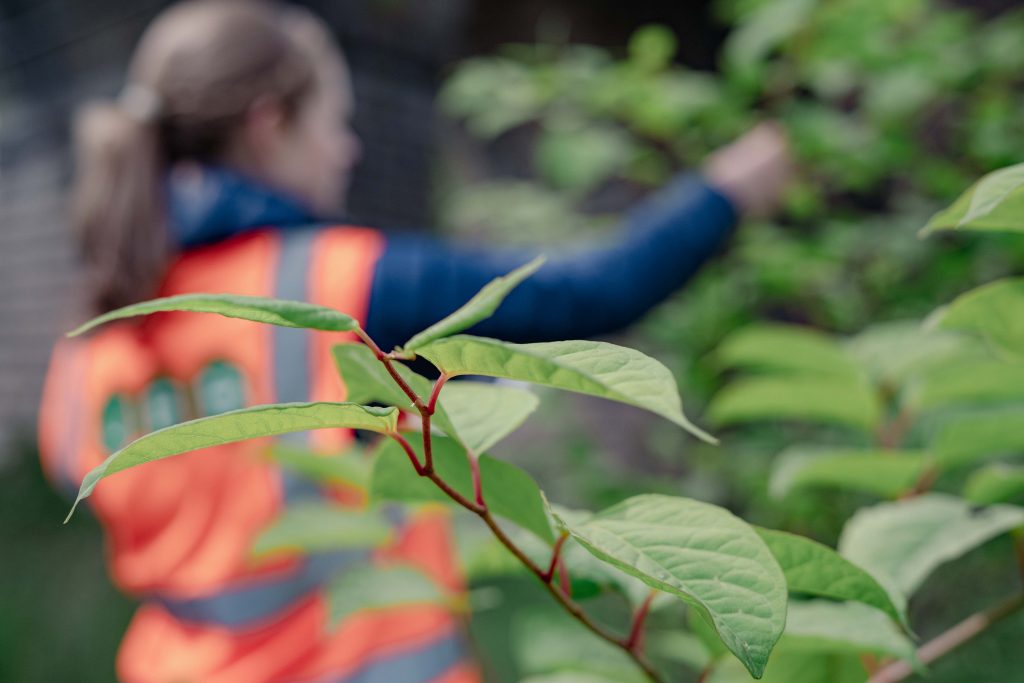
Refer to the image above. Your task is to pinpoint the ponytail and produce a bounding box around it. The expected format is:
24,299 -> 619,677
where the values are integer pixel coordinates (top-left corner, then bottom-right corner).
68,0 -> 322,316
71,100 -> 171,315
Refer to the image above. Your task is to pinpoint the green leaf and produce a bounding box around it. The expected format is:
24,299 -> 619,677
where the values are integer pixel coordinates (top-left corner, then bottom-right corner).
370,437 -> 555,543
923,162 -> 1024,234
769,447 -> 928,499
554,494 -> 787,678
934,278 -> 1024,360
783,600 -> 917,664
756,528 -> 908,629
416,336 -> 714,442
333,343 -> 535,453
930,407 -> 1024,468
269,444 -> 372,490
327,564 -> 448,626
839,494 -> 1024,596
846,320 -> 977,387
963,464 -> 1024,504
69,293 -> 358,337
403,256 -> 546,351
251,503 -> 392,558
716,324 -> 860,378
479,455 -> 555,543
707,375 -> 881,432
370,437 -> 469,505
907,358 -> 1024,411
68,402 -> 398,521
441,381 -> 539,454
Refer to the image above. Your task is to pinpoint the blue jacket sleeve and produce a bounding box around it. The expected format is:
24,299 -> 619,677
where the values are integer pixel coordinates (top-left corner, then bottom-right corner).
364,174 -> 738,352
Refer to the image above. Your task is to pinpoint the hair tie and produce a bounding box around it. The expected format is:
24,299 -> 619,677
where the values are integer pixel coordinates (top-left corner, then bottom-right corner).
118,83 -> 164,123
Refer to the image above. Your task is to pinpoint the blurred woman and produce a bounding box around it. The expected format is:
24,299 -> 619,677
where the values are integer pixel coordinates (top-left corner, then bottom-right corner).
38,1 -> 792,681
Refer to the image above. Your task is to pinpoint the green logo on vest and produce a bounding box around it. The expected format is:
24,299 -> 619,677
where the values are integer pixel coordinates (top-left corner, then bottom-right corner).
99,361 -> 247,452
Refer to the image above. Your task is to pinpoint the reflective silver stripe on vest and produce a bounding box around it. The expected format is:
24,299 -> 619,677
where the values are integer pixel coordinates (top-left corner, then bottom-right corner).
274,227 -> 324,502
149,548 -> 368,628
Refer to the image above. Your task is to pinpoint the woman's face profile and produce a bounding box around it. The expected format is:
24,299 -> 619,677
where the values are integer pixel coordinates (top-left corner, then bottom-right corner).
251,52 -> 361,215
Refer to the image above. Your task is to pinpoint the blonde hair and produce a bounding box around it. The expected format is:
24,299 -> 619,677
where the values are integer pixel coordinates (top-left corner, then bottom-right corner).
71,0 -> 334,314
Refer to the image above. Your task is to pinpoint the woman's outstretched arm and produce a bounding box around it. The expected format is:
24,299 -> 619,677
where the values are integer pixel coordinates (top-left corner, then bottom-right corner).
365,173 -> 736,351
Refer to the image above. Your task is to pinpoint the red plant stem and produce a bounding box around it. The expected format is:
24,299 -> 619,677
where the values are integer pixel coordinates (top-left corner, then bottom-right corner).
427,375 -> 448,415
356,329 -> 427,412
557,559 -> 572,598
389,433 -> 424,475
542,532 -> 570,583
867,593 -> 1024,683
468,452 -> 485,508
421,410 -> 435,474
626,590 -> 657,652
362,329 -> 664,683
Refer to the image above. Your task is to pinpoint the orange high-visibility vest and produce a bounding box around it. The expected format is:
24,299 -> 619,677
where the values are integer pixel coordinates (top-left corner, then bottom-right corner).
38,227 -> 480,683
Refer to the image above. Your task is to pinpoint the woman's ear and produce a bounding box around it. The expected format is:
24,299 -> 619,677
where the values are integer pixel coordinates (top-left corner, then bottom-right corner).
224,95 -> 290,171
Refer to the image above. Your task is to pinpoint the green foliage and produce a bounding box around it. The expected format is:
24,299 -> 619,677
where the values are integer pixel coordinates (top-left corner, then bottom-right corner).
924,163 -> 1024,234
838,494 -> 1024,597
326,564 -> 450,626
252,503 -> 392,558
769,447 -> 927,499
706,375 -> 880,432
552,494 -> 788,678
69,293 -> 359,337
935,278 -> 1024,361
755,528 -> 907,627
963,465 -> 1024,505
416,335 -> 713,442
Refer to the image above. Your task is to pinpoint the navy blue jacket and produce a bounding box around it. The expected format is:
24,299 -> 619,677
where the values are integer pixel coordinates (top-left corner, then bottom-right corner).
168,166 -> 737,351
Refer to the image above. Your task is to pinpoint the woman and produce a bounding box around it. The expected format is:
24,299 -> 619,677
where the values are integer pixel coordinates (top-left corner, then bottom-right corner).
38,1 -> 792,682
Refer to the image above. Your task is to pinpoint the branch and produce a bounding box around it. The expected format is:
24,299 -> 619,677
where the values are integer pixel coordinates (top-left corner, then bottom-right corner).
361,330 -> 665,683
867,593 -> 1024,683
542,532 -> 569,583
626,590 -> 657,652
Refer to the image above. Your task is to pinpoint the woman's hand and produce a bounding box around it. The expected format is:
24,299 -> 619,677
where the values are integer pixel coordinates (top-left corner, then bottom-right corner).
703,122 -> 794,218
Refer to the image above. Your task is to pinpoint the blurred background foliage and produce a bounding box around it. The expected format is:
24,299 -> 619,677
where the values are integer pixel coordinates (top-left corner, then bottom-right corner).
435,0 -> 1024,680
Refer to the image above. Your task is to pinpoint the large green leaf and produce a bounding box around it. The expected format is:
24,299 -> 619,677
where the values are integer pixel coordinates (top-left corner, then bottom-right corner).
327,564 -> 449,626
553,494 -> 787,678
963,464 -> 1024,504
923,162 -> 1024,234
68,402 -> 398,521
930,407 -> 1024,467
252,503 -> 392,558
756,528 -> 907,628
715,324 -> 859,378
478,455 -> 555,543
333,343 -> 536,453
907,358 -> 1024,411
415,336 -> 713,442
370,437 -> 554,543
403,256 -> 546,351
707,375 -> 881,432
69,293 -> 358,337
839,494 -> 1024,596
441,381 -> 539,454
769,447 -> 928,499
934,278 -> 1024,360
